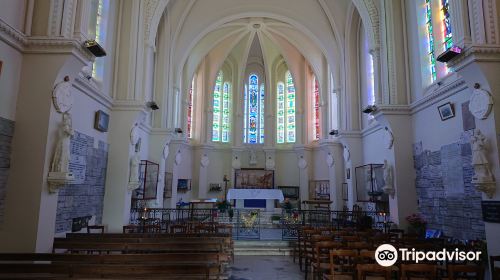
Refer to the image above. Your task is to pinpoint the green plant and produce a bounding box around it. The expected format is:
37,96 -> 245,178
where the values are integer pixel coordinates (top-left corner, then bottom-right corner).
271,215 -> 281,221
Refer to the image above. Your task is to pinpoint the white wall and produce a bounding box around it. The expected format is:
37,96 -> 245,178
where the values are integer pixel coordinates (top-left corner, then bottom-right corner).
0,0 -> 27,32
0,40 -> 22,120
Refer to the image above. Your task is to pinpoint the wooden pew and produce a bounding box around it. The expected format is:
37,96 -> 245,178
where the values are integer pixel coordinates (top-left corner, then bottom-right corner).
52,241 -> 223,254
0,262 -> 216,279
0,253 -> 226,279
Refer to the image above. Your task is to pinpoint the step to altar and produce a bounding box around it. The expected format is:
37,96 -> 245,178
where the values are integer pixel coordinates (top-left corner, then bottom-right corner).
234,240 -> 293,256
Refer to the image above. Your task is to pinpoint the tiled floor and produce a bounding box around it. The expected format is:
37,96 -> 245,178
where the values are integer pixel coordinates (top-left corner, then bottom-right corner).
228,255 -> 304,280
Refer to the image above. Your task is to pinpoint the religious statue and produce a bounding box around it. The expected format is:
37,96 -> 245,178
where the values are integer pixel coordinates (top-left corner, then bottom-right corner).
47,112 -> 75,193
470,129 -> 495,197
50,113 -> 74,173
382,160 -> 394,197
128,140 -> 141,191
249,149 -> 257,165
265,156 -> 275,170
200,154 -> 210,167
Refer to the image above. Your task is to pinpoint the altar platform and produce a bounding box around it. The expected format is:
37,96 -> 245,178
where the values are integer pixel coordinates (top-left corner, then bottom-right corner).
227,189 -> 284,211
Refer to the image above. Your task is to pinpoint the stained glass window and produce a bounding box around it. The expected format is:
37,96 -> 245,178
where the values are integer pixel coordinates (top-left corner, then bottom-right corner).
277,82 -> 285,143
91,0 -> 109,79
425,0 -> 437,82
313,77 -> 321,140
244,74 -> 264,144
187,78 -> 194,138
441,0 -> 452,50
212,71 -> 223,142
222,82 -> 231,142
277,71 -> 296,143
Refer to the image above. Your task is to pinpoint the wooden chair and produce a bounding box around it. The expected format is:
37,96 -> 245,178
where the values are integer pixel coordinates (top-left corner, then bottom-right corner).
490,256 -> 500,280
357,250 -> 376,264
87,225 -> 105,234
447,264 -> 484,280
401,263 -> 438,280
305,235 -> 332,278
323,249 -> 359,280
356,264 -> 392,280
170,224 -> 188,234
311,241 -> 342,280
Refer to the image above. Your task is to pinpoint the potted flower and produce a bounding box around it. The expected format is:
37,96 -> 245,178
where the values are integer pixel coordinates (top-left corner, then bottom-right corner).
216,200 -> 231,213
406,213 -> 427,237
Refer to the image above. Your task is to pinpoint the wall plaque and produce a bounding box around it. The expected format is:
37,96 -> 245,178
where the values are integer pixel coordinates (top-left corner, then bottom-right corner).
481,201 -> 500,223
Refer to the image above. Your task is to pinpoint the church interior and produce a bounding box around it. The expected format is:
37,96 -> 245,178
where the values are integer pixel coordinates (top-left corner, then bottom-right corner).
1,0 -> 500,279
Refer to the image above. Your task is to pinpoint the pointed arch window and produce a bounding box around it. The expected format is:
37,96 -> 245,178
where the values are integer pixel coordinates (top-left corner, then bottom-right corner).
187,78 -> 194,138
212,71 -> 231,143
441,0 -> 452,50
425,0 -> 437,82
313,76 -> 321,140
244,74 -> 264,144
90,0 -> 109,80
277,71 -> 296,143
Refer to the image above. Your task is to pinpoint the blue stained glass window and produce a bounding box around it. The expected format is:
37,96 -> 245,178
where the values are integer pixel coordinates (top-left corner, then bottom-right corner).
244,74 -> 264,144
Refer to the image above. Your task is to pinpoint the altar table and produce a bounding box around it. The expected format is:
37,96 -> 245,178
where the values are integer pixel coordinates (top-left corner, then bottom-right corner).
227,189 -> 284,210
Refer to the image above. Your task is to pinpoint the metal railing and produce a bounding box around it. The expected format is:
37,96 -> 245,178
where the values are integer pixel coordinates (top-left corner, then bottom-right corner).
130,208 -> 390,240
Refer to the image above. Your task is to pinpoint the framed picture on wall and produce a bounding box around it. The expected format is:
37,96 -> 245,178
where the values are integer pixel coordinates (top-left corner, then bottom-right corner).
177,179 -> 191,192
0,61 -> 3,77
438,102 -> 455,121
94,110 -> 109,132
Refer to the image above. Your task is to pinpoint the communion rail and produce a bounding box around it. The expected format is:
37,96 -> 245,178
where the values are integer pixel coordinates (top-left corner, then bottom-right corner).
129,208 -> 390,240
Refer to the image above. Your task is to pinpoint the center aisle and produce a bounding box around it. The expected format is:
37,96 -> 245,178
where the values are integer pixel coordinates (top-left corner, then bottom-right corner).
228,256 -> 303,280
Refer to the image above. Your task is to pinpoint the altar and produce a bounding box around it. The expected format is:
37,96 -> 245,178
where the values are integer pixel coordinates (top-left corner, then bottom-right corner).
227,189 -> 284,210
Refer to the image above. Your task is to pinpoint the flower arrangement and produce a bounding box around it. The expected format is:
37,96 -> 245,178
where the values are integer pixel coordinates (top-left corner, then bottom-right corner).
241,211 -> 258,228
216,200 -> 231,211
406,213 -> 427,227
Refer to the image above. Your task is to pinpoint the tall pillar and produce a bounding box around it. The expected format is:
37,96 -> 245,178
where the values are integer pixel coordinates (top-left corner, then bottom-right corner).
101,106 -> 147,232
0,52 -> 87,252
293,146 -> 310,203
373,106 -> 418,227
319,140 -> 345,211
338,131 -> 363,210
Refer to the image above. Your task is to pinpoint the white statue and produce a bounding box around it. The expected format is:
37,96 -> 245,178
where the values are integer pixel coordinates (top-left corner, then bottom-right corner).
200,154 -> 210,167
470,129 -> 496,198
382,160 -> 394,197
232,156 -> 241,169
48,113 -> 75,193
265,156 -> 275,170
249,149 -> 257,165
326,153 -> 334,167
129,152 -> 140,183
298,156 -> 308,169
50,113 -> 74,173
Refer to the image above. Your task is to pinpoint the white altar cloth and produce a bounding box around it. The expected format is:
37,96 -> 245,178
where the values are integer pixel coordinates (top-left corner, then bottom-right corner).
227,189 -> 285,202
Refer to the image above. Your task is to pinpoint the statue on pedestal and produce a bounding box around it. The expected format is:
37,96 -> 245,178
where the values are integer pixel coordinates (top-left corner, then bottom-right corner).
128,140 -> 141,191
48,112 -> 75,193
382,160 -> 395,198
470,129 -> 496,198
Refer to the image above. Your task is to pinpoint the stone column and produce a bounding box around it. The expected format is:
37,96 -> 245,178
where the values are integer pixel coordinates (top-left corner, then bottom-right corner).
101,106 -> 147,232
373,106 -> 418,227
293,146 -> 310,203
338,131 -> 363,210
0,52 -> 88,252
319,140 -> 345,211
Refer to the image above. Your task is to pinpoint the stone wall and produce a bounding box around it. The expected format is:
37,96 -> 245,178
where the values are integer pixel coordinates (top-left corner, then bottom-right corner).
413,137 -> 485,240
0,117 -> 15,225
55,131 -> 108,233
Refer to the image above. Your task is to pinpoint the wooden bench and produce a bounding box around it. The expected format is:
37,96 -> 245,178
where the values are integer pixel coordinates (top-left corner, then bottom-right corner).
0,262 -> 216,279
0,253 -> 226,279
52,241 -> 223,254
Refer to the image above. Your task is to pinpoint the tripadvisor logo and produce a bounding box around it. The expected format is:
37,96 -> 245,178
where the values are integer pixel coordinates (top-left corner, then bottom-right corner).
375,244 -> 482,267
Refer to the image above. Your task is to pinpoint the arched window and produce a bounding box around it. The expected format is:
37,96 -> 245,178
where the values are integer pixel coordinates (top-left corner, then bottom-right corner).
89,0 -> 109,80
312,76 -> 321,140
211,71 -> 222,142
277,71 -> 296,143
425,0 -> 437,82
421,0 -> 454,83
441,0 -> 452,50
187,78 -> 194,138
221,82 -> 231,142
244,74 -> 264,144
212,71 -> 231,143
